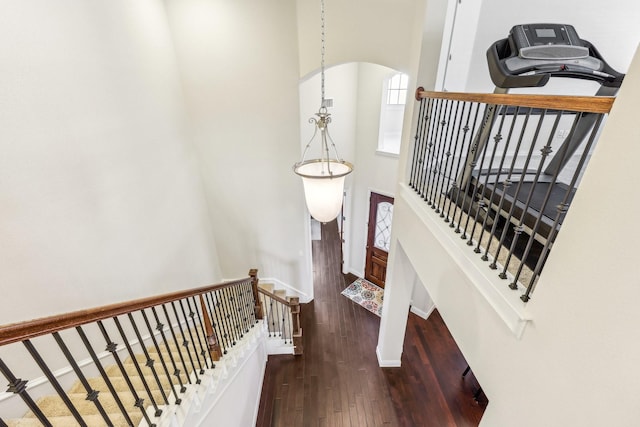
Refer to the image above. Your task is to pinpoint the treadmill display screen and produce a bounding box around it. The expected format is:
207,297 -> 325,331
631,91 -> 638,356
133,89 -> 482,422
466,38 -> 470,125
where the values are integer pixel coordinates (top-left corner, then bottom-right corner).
535,28 -> 556,38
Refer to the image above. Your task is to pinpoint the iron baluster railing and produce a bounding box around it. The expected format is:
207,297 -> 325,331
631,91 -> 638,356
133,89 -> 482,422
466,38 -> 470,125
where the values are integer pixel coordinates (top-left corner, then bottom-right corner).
161,303 -> 192,386
186,296 -> 212,370
0,358 -> 51,426
76,325 -> 135,426
474,105 -> 509,255
22,339 -> 87,426
97,320 -> 157,426
409,98 -> 426,188
52,331 -> 112,424
443,101 -> 470,223
410,89 -> 614,301
125,312 -> 170,406
453,103 -> 482,236
152,305 -> 188,393
484,107 -> 525,265
141,308 -> 183,403
170,301 -> 201,384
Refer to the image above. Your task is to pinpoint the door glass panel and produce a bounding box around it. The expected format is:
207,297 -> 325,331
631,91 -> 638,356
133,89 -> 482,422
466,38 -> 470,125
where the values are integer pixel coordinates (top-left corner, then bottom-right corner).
374,202 -> 393,251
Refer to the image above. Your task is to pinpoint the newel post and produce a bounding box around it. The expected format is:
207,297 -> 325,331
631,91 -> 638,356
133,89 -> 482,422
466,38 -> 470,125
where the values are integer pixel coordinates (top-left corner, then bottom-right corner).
199,295 -> 222,361
289,296 -> 303,355
249,269 -> 263,320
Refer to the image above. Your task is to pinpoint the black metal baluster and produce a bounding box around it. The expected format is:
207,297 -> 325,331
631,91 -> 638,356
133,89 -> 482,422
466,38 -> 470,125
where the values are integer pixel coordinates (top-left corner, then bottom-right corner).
221,287 -> 239,346
0,417 -> 8,427
434,100 -> 460,215
455,103 -> 483,235
428,99 -> 451,207
161,304 -> 192,385
490,109 -> 533,269
185,296 -> 211,370
227,285 -> 244,340
233,282 -> 249,335
444,101 -> 471,223
207,291 -> 229,354
170,301 -> 201,384
178,300 -> 204,374
96,321 -> 156,427
474,106 -> 509,254
414,98 -> 433,195
142,308 -> 182,404
22,340 -> 87,426
152,306 -> 187,394
481,107 -> 521,262
409,98 -> 428,188
126,313 -> 169,406
420,98 -> 443,200
53,332 -> 112,425
522,113 -> 605,301
458,104 -> 489,240
280,302 -> 288,343
76,325 -> 135,426
247,282 -> 258,326
508,110 -> 565,290
465,104 -> 497,246
495,110 -> 547,280
111,317 -> 162,417
0,358 -> 52,427
510,110 -> 576,297
228,286 -> 244,341
239,282 -> 252,332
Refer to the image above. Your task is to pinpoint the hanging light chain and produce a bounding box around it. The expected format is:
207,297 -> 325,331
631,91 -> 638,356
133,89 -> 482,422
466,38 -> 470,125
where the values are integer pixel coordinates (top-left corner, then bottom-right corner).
320,0 -> 326,108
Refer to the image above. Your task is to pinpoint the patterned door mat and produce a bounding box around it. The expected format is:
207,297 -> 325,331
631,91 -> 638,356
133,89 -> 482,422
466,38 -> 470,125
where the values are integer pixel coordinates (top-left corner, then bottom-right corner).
341,278 -> 384,317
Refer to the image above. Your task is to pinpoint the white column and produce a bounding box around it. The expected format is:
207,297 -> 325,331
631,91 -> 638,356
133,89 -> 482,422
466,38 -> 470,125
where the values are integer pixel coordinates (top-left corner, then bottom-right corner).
376,241 -> 414,367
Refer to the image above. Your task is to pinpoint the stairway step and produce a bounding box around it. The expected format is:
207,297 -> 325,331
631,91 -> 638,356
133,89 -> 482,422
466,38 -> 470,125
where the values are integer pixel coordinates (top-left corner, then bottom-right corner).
68,373 -> 173,395
25,390 -> 167,419
258,282 -> 274,293
105,362 -> 191,385
6,412 -> 138,427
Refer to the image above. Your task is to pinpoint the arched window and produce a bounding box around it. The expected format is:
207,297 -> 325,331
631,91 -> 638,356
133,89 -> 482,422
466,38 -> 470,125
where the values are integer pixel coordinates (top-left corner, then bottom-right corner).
378,72 -> 409,155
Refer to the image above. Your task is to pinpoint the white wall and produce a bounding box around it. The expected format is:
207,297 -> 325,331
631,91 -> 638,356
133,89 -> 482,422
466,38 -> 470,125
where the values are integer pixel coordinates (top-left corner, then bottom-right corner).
0,0 -> 222,325
382,39 -> 640,427
347,64 -> 402,277
164,0 -> 313,300
443,0 -> 640,93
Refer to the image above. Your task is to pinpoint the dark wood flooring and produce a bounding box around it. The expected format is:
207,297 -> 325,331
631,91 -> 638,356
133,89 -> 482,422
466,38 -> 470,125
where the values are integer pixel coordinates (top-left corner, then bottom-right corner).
256,220 -> 487,426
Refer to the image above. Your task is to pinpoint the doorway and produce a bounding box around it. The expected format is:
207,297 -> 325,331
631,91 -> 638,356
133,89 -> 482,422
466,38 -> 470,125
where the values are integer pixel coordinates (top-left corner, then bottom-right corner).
365,192 -> 394,288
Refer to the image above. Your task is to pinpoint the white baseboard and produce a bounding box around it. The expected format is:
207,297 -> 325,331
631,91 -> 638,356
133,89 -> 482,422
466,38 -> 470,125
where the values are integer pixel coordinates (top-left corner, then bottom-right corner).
376,346 -> 402,368
410,304 -> 435,320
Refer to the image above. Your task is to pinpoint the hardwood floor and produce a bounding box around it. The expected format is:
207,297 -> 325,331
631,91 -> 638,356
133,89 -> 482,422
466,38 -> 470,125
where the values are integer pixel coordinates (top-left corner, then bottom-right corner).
256,220 -> 487,426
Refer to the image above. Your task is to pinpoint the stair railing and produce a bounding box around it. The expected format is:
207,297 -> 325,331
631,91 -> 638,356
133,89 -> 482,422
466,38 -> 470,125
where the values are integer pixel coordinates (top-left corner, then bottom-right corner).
256,288 -> 303,356
409,89 -> 615,301
0,269 -> 264,426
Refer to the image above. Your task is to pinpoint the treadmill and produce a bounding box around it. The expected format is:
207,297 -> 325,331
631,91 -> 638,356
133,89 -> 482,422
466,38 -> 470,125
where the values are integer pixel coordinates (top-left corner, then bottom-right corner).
463,23 -> 624,243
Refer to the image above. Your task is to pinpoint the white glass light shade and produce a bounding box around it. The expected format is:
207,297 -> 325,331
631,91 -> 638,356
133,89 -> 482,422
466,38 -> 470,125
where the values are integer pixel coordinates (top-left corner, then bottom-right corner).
294,159 -> 353,223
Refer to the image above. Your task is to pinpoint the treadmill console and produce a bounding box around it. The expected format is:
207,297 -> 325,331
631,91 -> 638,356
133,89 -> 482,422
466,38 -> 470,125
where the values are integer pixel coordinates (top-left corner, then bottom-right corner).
487,23 -> 624,89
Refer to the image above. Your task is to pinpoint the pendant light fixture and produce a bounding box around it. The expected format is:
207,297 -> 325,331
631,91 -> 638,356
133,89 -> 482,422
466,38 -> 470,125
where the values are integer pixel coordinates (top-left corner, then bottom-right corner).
293,0 -> 353,223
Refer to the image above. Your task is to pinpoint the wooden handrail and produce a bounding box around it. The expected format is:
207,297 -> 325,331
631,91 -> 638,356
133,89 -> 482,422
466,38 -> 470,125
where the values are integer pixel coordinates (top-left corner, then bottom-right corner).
0,276 -> 252,347
257,287 -> 291,306
414,87 -> 615,114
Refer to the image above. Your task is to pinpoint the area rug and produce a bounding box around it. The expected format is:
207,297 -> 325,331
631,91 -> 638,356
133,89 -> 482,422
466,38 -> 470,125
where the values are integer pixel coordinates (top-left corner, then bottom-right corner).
341,278 -> 384,317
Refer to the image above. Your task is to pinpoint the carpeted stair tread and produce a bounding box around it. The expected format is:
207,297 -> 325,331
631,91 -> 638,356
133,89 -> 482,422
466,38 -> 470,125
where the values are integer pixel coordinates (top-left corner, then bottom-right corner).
68,374 -> 173,394
25,390 -> 166,419
6,412 -> 138,427
105,359 -> 192,384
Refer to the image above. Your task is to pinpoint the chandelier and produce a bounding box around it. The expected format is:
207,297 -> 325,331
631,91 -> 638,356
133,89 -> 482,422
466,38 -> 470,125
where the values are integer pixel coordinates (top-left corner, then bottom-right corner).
293,0 -> 353,223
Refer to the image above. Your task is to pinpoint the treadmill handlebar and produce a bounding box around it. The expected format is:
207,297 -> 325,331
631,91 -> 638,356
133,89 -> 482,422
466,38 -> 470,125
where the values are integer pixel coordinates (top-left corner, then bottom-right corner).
487,38 -> 625,89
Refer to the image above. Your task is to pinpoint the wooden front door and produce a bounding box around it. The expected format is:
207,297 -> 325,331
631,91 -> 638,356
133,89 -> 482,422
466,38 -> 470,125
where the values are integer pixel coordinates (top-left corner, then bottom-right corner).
365,192 -> 394,288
